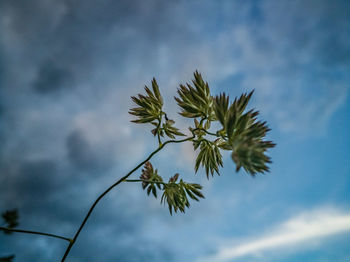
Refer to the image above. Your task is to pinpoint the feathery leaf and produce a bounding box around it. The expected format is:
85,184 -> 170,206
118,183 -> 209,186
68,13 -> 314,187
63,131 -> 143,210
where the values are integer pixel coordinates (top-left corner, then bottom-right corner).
129,79 -> 163,124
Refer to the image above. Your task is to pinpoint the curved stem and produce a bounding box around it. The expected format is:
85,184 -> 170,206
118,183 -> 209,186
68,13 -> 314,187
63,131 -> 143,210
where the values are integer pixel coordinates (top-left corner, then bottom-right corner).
60,132 -> 197,261
125,179 -> 167,185
0,227 -> 71,242
156,116 -> 162,146
203,129 -> 219,137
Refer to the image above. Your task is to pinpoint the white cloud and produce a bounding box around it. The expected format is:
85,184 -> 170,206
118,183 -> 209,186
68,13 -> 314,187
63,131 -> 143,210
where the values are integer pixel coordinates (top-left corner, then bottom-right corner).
198,207 -> 350,262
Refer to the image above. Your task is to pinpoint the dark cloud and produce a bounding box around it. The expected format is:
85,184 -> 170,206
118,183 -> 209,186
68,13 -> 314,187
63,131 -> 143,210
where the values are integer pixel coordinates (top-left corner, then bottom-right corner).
1,0 -> 349,261
1,0 -> 190,90
33,59 -> 73,94
66,129 -> 112,172
0,54 -> 4,89
16,160 -> 57,194
69,235 -> 174,262
0,103 -> 4,118
261,0 -> 350,67
0,159 -> 60,208
0,157 -> 160,260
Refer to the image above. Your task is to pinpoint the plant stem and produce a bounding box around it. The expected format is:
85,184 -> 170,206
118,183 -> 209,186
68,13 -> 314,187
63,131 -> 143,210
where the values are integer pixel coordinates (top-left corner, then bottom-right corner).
156,116 -> 162,146
125,179 -> 167,185
0,227 -> 71,242
60,132 -> 197,262
203,129 -> 219,137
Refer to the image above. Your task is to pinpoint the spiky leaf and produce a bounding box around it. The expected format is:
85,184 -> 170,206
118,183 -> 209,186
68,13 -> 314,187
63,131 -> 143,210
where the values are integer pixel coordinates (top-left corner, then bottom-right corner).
231,138 -> 275,175
161,175 -> 204,215
214,90 -> 254,138
229,111 -> 275,175
129,78 -> 163,124
140,162 -> 163,198
213,90 -> 275,175
213,93 -> 229,126
195,140 -> 223,178
162,119 -> 185,139
175,71 -> 214,119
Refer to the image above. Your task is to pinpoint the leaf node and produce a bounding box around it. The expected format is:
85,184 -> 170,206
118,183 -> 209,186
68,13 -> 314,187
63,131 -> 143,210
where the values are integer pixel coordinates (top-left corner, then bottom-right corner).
161,119 -> 185,139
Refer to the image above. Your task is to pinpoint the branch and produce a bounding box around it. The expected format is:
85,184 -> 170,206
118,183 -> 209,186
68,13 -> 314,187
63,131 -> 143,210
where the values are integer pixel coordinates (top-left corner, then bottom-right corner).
0,227 -> 72,242
202,129 -> 219,137
156,115 -> 162,146
125,179 -> 167,185
60,131 -> 198,261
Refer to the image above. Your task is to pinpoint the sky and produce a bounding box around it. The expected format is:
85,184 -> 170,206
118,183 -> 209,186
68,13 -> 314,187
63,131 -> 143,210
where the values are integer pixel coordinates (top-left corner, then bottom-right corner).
0,0 -> 349,261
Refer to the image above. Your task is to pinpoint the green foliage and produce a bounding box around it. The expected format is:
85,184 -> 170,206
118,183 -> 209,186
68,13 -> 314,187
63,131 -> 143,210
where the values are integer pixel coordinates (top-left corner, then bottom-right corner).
1,209 -> 18,235
2,70 -> 276,261
215,91 -> 254,139
129,77 -> 186,142
213,91 -> 275,174
160,173 -> 204,215
175,71 -> 215,120
213,93 -> 229,127
161,119 -> 185,139
139,161 -> 163,198
139,163 -> 204,214
129,78 -> 163,124
151,119 -> 185,139
229,110 -> 275,174
194,139 -> 223,178
131,71 -> 275,214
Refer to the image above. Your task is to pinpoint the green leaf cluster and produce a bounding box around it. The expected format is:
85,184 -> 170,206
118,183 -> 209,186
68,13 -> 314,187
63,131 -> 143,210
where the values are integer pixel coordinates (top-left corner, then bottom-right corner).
175,71 -> 215,120
194,139 -> 223,178
1,71 -> 277,260
139,162 -> 163,198
214,91 -> 253,130
129,78 -> 163,123
139,163 -> 204,215
151,119 -> 185,139
161,119 -> 185,139
161,174 -> 204,215
131,71 -> 275,214
130,79 -> 185,143
229,110 -> 275,174
213,92 -> 275,175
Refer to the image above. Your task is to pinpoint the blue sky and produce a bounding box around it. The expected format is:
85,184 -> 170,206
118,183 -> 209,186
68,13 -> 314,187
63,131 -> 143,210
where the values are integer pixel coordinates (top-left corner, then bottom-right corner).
0,0 -> 349,261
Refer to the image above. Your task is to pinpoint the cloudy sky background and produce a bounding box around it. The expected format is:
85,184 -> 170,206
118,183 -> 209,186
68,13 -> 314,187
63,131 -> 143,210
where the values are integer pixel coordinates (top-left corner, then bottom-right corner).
1,0 -> 349,261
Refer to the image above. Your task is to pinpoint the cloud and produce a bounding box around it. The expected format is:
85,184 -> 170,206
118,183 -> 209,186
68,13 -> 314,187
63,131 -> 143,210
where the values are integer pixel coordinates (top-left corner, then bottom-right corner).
198,207 -> 350,262
0,0 -> 349,261
207,0 -> 350,135
0,159 -> 59,204
33,59 -> 73,94
66,129 -> 110,171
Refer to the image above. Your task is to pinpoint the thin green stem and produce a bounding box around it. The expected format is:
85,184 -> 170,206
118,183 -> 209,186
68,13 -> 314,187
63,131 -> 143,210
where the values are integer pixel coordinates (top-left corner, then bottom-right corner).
199,117 -> 206,125
0,227 -> 71,242
156,116 -> 162,146
60,131 -> 197,262
202,129 -> 219,137
125,179 -> 167,185
163,112 -> 169,121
